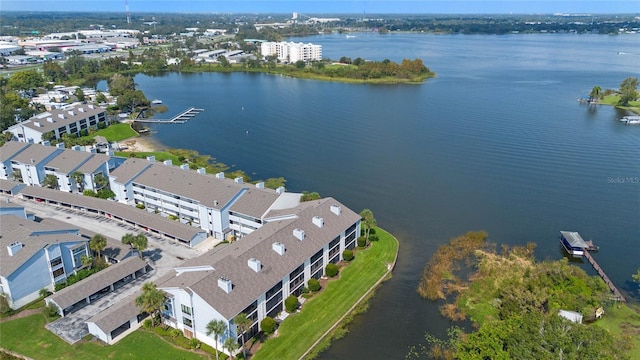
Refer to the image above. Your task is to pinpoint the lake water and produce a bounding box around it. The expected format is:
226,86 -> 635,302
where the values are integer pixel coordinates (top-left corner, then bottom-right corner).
133,33 -> 640,359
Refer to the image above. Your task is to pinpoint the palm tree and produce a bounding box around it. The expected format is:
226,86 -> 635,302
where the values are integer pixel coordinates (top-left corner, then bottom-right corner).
80,255 -> 93,268
223,336 -> 239,360
43,174 -> 59,190
359,209 -> 377,243
133,234 -> 148,258
121,233 -> 136,248
71,171 -> 85,192
233,313 -> 252,359
135,282 -> 165,327
89,234 -> 107,260
589,86 -> 602,103
93,172 -> 109,190
206,319 -> 227,360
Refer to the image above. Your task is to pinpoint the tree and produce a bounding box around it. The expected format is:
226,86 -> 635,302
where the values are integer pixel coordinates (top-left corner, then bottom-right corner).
95,91 -> 107,104
133,234 -> 148,258
43,174 -> 59,189
135,282 -> 165,327
89,234 -> 107,260
122,233 -> 136,248
260,316 -> 277,335
74,87 -> 85,103
93,173 -> 109,190
618,76 -> 638,106
295,60 -> 306,69
233,312 -> 251,359
223,336 -> 239,359
71,171 -> 84,192
589,86 -> 602,103
633,268 -> 640,290
80,254 -> 93,268
206,319 -> 227,360
7,69 -> 44,91
359,209 -> 377,243
108,73 -> 136,96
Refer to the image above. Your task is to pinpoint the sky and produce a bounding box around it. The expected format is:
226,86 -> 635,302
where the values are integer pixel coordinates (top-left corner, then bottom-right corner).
0,1 -> 638,14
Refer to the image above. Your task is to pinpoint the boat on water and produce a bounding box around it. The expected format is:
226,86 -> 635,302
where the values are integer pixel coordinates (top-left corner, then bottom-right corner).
559,231 -> 597,257
151,99 -> 163,105
346,35 -> 356,38
620,115 -> 640,125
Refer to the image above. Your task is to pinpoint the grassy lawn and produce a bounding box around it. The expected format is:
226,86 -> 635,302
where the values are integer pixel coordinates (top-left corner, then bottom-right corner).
0,314 -> 206,360
252,227 -> 398,360
599,95 -> 640,114
114,151 -> 182,164
593,302 -> 640,359
93,123 -> 138,142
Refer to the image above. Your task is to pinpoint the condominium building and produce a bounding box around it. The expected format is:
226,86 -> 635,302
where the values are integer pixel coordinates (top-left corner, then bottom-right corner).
0,206 -> 90,309
157,198 -> 360,354
109,157 -> 295,241
5,103 -> 107,144
260,41 -> 322,63
0,142 -> 119,193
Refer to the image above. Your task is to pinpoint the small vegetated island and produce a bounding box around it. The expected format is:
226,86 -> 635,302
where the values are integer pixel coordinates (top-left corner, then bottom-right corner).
410,231 -> 637,360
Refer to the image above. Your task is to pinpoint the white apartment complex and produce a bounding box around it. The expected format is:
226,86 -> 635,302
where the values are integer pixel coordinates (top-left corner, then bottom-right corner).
260,41 -> 322,63
5,103 -> 108,144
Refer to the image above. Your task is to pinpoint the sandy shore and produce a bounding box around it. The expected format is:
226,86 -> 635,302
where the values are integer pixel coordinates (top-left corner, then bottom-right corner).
119,136 -> 164,153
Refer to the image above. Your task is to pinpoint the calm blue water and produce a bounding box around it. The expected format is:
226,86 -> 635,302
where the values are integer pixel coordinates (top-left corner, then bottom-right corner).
134,33 -> 640,359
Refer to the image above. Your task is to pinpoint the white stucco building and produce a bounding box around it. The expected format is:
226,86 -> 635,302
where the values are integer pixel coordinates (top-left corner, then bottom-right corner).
5,103 -> 107,144
157,198 -> 360,354
260,41 -> 322,63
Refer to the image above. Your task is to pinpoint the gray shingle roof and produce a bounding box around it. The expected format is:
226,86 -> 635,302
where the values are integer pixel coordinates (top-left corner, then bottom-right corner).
17,186 -> 206,243
229,188 -> 279,219
108,158 -> 150,183
44,149 -> 93,173
11,144 -> 60,165
159,197 -> 360,319
20,104 -> 105,134
0,141 -> 30,162
0,179 -> 23,193
132,163 -> 245,209
49,256 -> 147,310
76,154 -> 110,174
0,214 -> 82,277
86,292 -> 141,334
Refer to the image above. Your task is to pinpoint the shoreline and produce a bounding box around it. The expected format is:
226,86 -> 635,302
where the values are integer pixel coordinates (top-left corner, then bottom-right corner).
118,134 -> 165,153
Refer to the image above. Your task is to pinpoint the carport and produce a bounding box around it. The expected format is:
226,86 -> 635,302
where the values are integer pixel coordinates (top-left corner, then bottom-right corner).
46,257 -> 148,316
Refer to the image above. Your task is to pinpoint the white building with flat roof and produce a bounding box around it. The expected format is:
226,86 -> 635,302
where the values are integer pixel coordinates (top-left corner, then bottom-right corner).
261,41 -> 322,63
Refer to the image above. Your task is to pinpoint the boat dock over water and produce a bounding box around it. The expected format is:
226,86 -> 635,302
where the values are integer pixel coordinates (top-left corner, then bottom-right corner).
559,231 -> 626,302
134,107 -> 204,124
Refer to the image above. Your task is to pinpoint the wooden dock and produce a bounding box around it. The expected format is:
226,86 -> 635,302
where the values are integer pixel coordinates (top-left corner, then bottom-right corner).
134,107 -> 204,124
583,250 -> 626,302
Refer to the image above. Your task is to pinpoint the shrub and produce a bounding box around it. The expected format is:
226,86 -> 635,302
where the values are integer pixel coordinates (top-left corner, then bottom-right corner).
357,236 -> 367,247
136,203 -> 146,209
308,278 -> 321,292
170,328 -> 182,338
189,338 -> 201,350
369,234 -> 379,242
0,295 -> 12,315
284,295 -> 299,313
142,319 -> 153,329
260,316 -> 277,335
343,249 -> 354,261
325,263 -> 339,278
44,303 -> 59,318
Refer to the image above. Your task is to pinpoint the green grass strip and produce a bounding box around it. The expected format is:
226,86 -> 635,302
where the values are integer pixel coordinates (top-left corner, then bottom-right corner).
252,227 -> 399,360
0,314 -> 206,360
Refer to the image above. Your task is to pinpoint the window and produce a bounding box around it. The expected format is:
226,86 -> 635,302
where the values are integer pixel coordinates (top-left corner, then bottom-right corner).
52,267 -> 65,278
50,257 -> 62,268
183,317 -> 193,328
72,246 -> 86,268
181,304 -> 192,315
